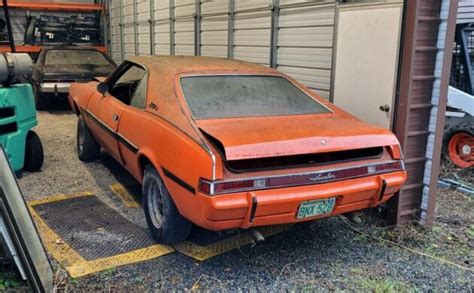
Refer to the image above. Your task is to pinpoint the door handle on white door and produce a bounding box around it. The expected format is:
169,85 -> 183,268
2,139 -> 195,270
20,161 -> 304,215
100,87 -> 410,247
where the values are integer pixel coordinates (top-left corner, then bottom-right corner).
379,104 -> 390,112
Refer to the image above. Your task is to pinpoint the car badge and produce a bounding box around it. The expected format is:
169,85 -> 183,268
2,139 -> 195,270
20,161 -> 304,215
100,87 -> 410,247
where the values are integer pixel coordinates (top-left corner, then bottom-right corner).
309,173 -> 336,183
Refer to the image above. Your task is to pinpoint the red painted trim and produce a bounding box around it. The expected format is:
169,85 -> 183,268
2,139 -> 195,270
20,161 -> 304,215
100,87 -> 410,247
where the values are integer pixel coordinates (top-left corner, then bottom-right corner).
0,2 -> 104,12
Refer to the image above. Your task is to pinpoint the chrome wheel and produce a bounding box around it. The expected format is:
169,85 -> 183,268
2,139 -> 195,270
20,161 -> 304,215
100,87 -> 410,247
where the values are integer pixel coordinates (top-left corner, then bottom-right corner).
148,180 -> 164,228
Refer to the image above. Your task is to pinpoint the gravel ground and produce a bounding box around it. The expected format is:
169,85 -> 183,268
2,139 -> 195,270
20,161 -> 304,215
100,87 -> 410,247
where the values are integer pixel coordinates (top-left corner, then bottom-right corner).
13,108 -> 474,291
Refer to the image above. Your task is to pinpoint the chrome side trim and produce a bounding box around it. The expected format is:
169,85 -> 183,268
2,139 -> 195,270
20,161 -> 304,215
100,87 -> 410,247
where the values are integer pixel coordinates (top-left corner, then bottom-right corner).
82,108 -> 139,153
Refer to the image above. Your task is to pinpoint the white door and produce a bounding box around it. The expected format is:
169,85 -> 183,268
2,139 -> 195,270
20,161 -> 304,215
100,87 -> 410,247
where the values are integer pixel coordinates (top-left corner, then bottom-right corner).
332,3 -> 403,129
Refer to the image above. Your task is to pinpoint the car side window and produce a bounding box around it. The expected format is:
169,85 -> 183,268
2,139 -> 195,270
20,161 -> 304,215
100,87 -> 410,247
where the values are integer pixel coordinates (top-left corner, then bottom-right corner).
129,77 -> 147,109
108,64 -> 146,105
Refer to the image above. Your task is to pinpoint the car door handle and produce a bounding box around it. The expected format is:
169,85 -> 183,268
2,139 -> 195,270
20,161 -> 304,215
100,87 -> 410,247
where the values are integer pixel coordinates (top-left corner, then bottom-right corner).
112,114 -> 119,121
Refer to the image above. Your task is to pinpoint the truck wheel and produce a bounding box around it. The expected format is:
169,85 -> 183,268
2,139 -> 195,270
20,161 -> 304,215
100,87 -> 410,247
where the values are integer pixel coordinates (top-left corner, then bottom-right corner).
23,131 -> 44,172
446,120 -> 473,169
143,166 -> 191,244
77,116 -> 100,162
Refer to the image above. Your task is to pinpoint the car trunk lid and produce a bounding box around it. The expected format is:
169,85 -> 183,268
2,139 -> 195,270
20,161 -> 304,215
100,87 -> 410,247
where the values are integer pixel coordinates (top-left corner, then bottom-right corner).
196,114 -> 399,161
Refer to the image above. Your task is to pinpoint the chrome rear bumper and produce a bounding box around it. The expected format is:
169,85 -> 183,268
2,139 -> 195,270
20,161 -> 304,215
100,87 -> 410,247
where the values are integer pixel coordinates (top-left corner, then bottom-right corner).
40,82 -> 71,94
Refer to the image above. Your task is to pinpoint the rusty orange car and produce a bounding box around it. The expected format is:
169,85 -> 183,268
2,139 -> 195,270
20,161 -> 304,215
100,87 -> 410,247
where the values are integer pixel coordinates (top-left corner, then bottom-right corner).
68,56 -> 407,244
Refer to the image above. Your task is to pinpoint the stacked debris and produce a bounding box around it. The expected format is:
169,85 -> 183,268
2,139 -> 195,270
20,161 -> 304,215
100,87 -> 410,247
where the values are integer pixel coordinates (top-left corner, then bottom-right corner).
24,14 -> 101,46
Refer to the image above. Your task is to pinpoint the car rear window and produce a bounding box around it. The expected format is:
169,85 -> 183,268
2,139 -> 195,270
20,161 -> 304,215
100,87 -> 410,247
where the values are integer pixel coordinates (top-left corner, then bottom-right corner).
45,50 -> 110,66
180,75 -> 331,119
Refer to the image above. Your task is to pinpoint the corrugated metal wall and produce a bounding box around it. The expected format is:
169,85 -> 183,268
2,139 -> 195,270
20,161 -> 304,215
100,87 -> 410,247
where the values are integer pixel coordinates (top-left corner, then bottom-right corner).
137,0 -> 151,55
458,0 -> 474,23
278,1 -> 335,98
109,0 -> 336,99
155,0 -> 171,55
201,1 -> 227,58
174,0 -> 195,55
110,1 -> 123,62
233,0 -> 271,66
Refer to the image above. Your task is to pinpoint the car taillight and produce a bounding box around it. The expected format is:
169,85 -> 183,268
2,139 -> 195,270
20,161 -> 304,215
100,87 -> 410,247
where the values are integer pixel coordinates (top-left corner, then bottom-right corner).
200,178 -> 268,195
367,161 -> 404,174
200,160 -> 405,196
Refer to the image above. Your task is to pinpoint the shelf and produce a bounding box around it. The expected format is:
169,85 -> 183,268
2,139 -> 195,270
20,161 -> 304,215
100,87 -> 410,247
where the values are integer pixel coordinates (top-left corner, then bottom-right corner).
0,2 -> 104,12
0,45 -> 106,53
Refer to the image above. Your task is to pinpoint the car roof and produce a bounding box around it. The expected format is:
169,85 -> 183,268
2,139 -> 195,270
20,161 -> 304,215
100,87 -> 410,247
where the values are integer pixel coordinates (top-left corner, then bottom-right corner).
128,55 -> 277,76
123,56 -> 284,146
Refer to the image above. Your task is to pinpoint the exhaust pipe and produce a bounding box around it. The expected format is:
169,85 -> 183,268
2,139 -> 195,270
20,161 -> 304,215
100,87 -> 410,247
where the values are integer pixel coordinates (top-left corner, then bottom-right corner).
249,229 -> 264,242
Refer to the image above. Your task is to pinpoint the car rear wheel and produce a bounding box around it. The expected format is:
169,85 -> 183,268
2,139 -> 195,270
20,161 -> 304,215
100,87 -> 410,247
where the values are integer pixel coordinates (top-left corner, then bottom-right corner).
77,116 -> 101,162
23,131 -> 44,172
143,166 -> 191,244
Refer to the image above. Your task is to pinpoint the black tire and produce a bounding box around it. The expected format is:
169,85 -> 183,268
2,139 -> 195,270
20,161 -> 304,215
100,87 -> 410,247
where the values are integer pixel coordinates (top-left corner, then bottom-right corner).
23,131 -> 44,172
77,116 -> 101,162
33,84 -> 48,111
443,118 -> 473,154
143,166 -> 191,244
444,117 -> 473,142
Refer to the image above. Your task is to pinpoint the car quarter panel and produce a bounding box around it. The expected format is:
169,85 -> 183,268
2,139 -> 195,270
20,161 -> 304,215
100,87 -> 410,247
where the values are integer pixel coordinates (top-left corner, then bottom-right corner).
116,110 -> 215,223
68,82 -> 97,114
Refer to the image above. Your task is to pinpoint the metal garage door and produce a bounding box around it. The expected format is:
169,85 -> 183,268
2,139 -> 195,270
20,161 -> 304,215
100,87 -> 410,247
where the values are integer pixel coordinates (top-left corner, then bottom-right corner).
108,0 -> 337,97
122,1 -> 135,59
277,1 -> 335,99
201,1 -> 228,58
109,1 -> 122,63
174,0 -> 195,55
458,0 -> 474,23
233,0 -> 271,66
137,0 -> 151,55
154,0 -> 170,55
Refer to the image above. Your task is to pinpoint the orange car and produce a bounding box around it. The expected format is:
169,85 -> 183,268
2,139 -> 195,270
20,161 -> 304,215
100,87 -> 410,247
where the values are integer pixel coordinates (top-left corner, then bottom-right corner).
68,56 -> 407,244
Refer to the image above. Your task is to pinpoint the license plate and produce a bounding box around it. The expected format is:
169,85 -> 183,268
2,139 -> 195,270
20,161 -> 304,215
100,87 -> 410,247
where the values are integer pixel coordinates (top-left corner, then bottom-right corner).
297,198 -> 336,219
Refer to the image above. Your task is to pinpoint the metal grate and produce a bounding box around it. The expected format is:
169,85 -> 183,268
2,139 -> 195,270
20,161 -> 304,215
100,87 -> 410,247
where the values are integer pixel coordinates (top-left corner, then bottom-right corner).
450,26 -> 474,94
33,195 -> 156,261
